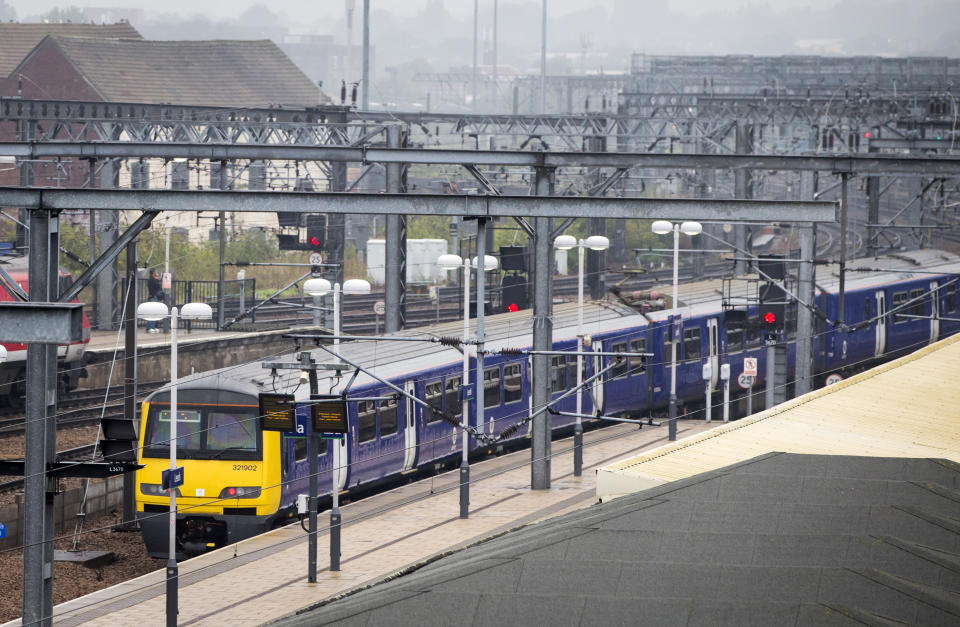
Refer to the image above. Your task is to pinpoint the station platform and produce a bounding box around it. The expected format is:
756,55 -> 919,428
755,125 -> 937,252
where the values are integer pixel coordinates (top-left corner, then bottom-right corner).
596,332 -> 960,500
13,419 -> 715,626
81,324 -> 320,389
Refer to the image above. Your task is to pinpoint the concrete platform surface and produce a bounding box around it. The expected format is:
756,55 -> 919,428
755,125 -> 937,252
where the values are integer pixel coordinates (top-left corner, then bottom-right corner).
7,420 -> 716,627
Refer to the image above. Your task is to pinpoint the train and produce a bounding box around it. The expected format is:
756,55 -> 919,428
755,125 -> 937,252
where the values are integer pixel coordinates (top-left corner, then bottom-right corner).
134,249 -> 960,558
0,253 -> 90,406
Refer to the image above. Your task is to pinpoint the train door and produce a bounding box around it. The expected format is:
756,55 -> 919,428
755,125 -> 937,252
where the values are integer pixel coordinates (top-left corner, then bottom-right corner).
402,380 -> 418,471
874,290 -> 887,358
592,342 -> 604,414
706,318 -> 719,390
930,282 -> 940,343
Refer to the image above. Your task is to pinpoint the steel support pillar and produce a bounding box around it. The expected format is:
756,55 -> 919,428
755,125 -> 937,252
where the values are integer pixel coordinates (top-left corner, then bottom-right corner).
385,124 -> 407,332
839,173 -> 848,326
765,341 -> 776,411
23,208 -> 58,626
122,241 -> 138,526
866,176 -> 880,258
15,119 -> 34,251
97,157 -> 119,330
531,167 -> 553,490
794,224 -> 816,398
476,217 -> 487,436
734,121 -> 752,275
584,135 -> 606,299
216,161 -> 228,330
361,0 -> 370,110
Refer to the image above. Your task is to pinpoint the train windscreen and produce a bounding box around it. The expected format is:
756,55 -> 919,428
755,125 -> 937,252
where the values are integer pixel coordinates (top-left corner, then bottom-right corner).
143,402 -> 261,460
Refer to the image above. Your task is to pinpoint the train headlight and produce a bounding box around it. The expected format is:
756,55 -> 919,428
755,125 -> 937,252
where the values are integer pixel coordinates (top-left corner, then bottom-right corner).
219,486 -> 261,499
141,483 -> 181,497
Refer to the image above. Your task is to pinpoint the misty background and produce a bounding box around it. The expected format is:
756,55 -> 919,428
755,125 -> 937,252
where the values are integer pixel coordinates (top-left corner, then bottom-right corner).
1,0 -> 958,107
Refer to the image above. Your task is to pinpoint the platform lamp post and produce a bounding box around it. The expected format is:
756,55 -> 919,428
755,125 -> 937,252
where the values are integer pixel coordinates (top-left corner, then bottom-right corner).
437,252 -> 498,518
651,220 -> 702,441
553,234 -> 610,476
136,300 -> 213,627
302,276 -> 370,574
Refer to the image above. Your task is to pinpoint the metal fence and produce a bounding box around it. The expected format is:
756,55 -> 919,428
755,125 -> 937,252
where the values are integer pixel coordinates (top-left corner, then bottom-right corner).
136,278 -> 257,330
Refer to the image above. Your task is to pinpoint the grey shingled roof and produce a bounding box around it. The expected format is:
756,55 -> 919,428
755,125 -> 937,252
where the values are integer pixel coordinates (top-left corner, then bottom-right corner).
39,36 -> 318,107
0,22 -> 142,80
277,454 -> 960,626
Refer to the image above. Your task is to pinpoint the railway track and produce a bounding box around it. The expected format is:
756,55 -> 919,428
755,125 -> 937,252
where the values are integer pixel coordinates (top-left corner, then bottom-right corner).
0,382 -> 165,438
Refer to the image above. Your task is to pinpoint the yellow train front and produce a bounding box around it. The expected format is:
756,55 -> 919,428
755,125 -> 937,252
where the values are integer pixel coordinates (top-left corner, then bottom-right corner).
136,379 -> 282,559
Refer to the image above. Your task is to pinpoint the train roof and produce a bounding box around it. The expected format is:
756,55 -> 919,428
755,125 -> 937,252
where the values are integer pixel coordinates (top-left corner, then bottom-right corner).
167,249 -> 960,400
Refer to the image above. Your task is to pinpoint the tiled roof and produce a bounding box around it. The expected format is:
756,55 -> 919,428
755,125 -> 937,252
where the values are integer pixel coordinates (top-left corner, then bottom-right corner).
0,22 -> 141,79
44,36 -> 319,107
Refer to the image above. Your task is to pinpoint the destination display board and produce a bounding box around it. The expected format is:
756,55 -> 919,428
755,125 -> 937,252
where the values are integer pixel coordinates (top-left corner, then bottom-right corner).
259,393 -> 296,432
311,395 -> 348,433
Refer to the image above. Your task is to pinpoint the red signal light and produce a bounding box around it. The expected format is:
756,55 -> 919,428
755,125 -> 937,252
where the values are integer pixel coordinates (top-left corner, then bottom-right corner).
310,236 -> 321,247
507,303 -> 519,312
763,311 -> 776,324
864,131 -> 871,139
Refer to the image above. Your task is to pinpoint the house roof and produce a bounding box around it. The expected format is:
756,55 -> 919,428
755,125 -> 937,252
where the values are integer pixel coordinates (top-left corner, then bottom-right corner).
277,453 -> 960,626
0,22 -> 142,80
38,36 -> 320,107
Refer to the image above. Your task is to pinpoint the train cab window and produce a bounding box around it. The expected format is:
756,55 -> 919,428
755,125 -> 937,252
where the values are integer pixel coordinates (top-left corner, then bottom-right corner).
379,396 -> 398,436
909,289 -> 925,319
208,411 -> 258,452
629,338 -> 646,376
551,356 -> 567,393
484,367 -> 501,407
726,328 -> 743,354
503,363 -> 522,403
683,328 -> 701,362
746,327 -> 762,350
610,342 -> 628,379
357,401 -> 377,443
425,382 -> 444,422
892,291 -> 908,323
445,377 -> 462,418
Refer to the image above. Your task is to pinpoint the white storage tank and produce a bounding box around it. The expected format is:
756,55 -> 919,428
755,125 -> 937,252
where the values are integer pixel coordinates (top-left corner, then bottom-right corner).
366,239 -> 449,286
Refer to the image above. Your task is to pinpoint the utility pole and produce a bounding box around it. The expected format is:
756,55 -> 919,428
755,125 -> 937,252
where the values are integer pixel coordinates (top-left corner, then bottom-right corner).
540,0 -> 547,113
492,0 -> 498,110
361,0 -> 370,110
472,0 -> 479,112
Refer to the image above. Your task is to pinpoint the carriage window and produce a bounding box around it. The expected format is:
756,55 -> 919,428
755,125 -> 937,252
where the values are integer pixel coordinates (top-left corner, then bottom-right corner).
892,291 -> 908,323
484,367 -> 501,407
683,328 -> 701,362
442,377 -> 463,422
425,381 -> 444,422
379,396 -> 398,436
864,297 -> 871,325
566,356 -> 580,392
909,289 -> 925,319
726,328 -> 743,354
629,338 -> 646,375
358,400 -> 377,443
746,326 -> 762,349
950,284 -> 958,313
445,377 -> 462,418
551,356 -> 566,393
610,342 -> 628,379
503,363 -> 522,403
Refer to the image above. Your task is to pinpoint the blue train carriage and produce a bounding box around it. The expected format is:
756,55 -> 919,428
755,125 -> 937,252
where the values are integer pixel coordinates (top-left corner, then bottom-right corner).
814,249 -> 960,386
